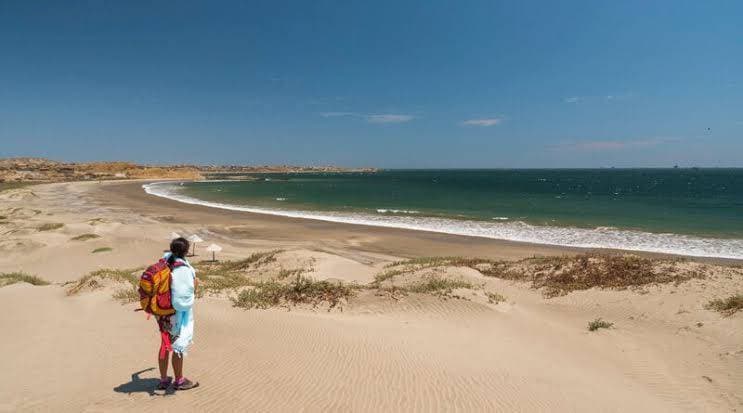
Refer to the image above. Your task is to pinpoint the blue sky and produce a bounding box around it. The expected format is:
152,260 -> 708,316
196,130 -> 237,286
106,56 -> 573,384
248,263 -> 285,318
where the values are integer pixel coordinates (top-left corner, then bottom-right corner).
1,1 -> 742,167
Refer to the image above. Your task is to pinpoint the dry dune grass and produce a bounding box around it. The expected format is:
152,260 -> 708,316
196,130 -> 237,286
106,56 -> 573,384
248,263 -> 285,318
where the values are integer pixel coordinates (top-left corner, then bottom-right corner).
374,276 -> 478,301
112,287 -> 140,303
71,233 -> 100,241
588,318 -> 614,331
278,268 -> 305,279
381,253 -> 710,297
62,251 -> 733,314
403,277 -> 473,294
371,259 -> 490,303
485,291 -> 507,304
65,267 -> 140,296
0,272 -> 50,287
59,251 -> 508,310
705,294 -> 743,316
233,274 -> 356,310
194,250 -> 283,294
37,222 -> 64,231
0,182 -> 33,193
510,254 -> 707,296
66,267 -> 143,304
196,250 -> 356,310
199,249 -> 280,273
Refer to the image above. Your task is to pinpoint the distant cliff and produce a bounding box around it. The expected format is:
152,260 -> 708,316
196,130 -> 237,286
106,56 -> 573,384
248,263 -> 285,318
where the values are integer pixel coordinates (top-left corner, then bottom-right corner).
0,158 -> 376,183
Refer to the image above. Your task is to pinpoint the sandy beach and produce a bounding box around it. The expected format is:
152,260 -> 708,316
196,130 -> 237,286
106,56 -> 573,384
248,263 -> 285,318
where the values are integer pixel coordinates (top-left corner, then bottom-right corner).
1,181 -> 741,412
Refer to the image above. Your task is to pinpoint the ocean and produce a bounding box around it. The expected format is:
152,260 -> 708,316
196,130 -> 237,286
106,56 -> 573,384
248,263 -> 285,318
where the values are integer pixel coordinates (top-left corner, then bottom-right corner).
143,169 -> 743,259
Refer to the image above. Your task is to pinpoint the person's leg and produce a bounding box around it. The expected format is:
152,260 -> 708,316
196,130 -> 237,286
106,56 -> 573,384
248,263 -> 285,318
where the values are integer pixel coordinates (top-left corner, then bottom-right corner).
158,351 -> 170,379
172,352 -> 184,380
172,352 -> 199,390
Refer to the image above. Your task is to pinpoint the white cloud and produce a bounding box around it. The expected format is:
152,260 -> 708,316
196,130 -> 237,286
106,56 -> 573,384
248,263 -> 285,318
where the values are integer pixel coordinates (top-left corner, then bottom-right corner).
565,93 -> 634,104
320,112 -> 357,118
606,92 -> 634,101
461,118 -> 502,127
365,114 -> 414,124
320,112 -> 414,124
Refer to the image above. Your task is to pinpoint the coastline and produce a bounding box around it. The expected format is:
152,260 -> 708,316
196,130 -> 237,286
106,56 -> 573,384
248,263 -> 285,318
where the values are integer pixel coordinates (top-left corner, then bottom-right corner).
96,180 -> 579,260
107,180 -> 741,264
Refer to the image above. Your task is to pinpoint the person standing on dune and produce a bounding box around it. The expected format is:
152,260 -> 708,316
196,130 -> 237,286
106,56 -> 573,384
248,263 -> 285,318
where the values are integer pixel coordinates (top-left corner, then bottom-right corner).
156,237 -> 199,391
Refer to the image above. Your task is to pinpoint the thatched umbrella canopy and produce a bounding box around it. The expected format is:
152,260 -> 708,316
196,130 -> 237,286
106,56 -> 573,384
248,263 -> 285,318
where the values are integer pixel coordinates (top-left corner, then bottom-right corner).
187,234 -> 204,256
206,243 -> 222,262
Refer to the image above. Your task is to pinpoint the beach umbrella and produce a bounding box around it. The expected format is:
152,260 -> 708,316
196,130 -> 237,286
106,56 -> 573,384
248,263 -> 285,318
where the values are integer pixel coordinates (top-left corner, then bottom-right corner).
187,234 -> 204,256
164,232 -> 183,252
206,243 -> 222,262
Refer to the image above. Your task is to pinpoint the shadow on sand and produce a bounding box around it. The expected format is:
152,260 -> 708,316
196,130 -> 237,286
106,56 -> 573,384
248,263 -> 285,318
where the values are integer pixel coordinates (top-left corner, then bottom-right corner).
113,368 -> 174,396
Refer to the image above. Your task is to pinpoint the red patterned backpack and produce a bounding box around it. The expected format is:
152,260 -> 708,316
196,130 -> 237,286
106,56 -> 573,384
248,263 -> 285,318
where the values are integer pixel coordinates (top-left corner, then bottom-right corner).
138,258 -> 184,316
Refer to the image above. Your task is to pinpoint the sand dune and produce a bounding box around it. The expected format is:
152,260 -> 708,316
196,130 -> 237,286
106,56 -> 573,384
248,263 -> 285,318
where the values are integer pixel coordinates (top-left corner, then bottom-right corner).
0,182 -> 741,412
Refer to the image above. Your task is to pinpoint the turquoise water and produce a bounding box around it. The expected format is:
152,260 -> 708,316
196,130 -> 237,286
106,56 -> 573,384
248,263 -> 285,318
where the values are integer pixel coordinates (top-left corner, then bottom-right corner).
144,169 -> 743,259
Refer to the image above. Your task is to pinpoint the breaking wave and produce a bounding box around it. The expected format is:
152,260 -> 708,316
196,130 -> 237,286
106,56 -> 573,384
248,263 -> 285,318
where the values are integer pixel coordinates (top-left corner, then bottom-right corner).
377,208 -> 420,214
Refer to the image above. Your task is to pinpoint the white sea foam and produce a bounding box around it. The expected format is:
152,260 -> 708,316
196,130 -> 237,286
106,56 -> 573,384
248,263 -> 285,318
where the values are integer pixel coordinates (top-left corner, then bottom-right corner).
377,208 -> 420,214
492,217 -> 509,221
276,197 -> 287,201
143,182 -> 743,259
